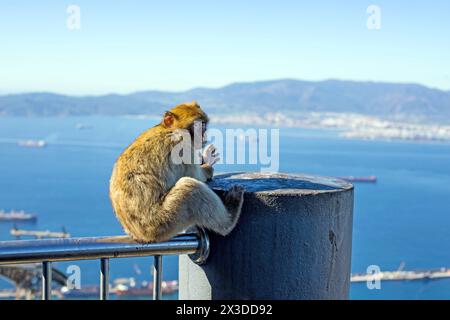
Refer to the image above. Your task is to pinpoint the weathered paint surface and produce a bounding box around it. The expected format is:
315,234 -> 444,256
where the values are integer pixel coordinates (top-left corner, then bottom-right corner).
179,172 -> 354,300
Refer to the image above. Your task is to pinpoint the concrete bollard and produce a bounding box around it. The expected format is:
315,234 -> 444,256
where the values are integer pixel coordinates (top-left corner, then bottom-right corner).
179,172 -> 354,300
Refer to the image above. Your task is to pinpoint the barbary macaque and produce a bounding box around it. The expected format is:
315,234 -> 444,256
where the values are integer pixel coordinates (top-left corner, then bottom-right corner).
109,101 -> 244,242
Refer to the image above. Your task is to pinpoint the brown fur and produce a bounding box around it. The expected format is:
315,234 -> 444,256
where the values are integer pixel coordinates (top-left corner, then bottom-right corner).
109,101 -> 244,242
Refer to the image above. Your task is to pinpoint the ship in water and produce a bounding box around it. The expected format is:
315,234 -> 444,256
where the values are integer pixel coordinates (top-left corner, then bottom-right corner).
75,123 -> 93,130
0,210 -> 37,222
351,262 -> 450,283
17,139 -> 46,148
114,279 -> 178,297
10,226 -> 69,239
338,175 -> 377,183
60,278 -> 179,299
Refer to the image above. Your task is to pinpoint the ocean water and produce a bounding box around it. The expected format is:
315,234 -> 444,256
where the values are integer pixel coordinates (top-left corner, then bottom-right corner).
1,116 -> 450,299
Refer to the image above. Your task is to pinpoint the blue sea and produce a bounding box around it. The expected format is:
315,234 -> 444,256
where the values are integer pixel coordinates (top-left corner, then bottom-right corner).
1,116 -> 450,300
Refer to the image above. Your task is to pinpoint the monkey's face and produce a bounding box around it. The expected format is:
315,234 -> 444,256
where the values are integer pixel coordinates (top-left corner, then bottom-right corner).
163,101 -> 209,149
190,120 -> 208,150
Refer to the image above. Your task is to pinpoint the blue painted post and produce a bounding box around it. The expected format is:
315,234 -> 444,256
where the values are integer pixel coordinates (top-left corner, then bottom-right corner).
179,172 -> 354,300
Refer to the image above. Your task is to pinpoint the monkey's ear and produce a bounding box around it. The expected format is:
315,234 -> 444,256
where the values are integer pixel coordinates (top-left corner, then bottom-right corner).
163,111 -> 175,128
186,100 -> 200,108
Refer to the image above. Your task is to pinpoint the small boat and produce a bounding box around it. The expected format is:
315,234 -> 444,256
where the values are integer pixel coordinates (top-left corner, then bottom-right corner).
17,139 -> 46,148
60,285 -> 100,298
10,226 -> 70,239
75,123 -> 93,130
114,279 -> 178,296
114,287 -> 152,297
338,176 -> 377,183
0,210 -> 37,222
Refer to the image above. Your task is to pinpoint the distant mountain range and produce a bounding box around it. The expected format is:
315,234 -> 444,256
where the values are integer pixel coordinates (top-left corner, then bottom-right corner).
1,79 -> 449,123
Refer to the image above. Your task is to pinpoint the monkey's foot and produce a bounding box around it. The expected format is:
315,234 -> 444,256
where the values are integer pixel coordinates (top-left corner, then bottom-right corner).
224,185 -> 245,213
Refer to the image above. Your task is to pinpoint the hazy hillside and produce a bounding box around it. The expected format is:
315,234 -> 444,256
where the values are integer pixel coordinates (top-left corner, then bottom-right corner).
1,79 -> 450,122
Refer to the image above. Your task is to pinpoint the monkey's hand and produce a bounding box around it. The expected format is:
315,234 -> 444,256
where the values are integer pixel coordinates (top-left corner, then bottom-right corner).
202,144 -> 220,167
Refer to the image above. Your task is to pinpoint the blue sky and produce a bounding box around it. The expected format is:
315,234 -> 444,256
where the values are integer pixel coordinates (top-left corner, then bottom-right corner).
0,1 -> 449,95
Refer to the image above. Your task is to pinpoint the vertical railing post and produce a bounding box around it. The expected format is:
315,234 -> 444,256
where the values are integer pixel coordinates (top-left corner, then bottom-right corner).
42,261 -> 52,300
100,258 -> 110,300
153,255 -> 163,300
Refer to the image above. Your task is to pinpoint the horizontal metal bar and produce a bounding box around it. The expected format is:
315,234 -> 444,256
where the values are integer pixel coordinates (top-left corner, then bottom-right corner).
0,233 -> 200,265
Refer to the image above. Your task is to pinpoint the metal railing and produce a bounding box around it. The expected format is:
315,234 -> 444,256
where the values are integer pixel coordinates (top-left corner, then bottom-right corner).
0,229 -> 210,300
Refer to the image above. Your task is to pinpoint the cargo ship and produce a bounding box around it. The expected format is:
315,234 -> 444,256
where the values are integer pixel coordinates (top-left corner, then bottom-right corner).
114,279 -> 178,297
60,285 -> 100,299
338,176 -> 377,183
10,226 -> 70,239
351,268 -> 450,283
75,123 -> 93,130
17,139 -> 46,148
60,279 -> 179,299
0,210 -> 37,222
